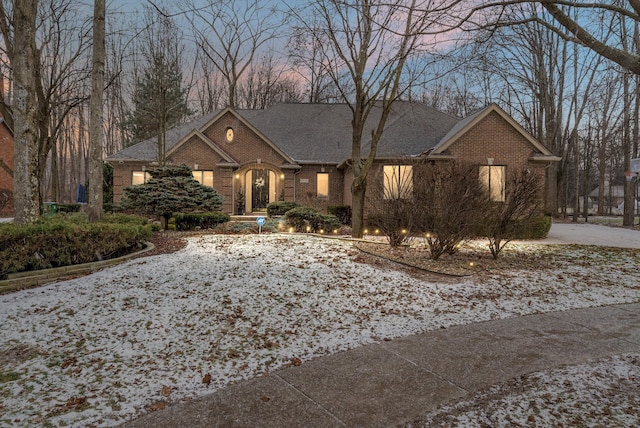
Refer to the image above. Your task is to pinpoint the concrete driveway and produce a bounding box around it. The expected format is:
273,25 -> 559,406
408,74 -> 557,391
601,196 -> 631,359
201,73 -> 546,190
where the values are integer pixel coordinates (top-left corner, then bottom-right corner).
541,222 -> 640,249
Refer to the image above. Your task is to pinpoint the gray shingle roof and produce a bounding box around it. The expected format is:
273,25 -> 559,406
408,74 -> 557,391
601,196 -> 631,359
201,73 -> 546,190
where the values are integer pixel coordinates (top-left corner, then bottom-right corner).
106,102 -> 461,164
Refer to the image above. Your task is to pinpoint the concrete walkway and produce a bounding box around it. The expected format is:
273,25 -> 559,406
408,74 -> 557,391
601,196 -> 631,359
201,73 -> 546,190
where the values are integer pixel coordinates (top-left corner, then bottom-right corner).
123,303 -> 640,427
122,223 -> 640,427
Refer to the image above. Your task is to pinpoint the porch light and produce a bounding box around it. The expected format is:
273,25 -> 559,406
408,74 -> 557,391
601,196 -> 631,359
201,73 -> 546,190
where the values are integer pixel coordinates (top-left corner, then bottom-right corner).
289,227 -> 294,233
401,229 -> 407,234
469,262 -> 475,267
319,229 -> 324,234
425,233 -> 431,238
280,174 -> 285,180
194,163 -> 199,170
235,174 -> 240,179
363,229 -> 368,234
306,226 -> 311,232
374,229 -> 379,234
333,229 -> 338,234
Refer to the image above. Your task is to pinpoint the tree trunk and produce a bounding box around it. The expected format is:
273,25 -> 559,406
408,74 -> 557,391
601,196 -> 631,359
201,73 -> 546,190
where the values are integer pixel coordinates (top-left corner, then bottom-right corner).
88,0 -> 105,222
351,177 -> 366,239
12,0 -> 40,224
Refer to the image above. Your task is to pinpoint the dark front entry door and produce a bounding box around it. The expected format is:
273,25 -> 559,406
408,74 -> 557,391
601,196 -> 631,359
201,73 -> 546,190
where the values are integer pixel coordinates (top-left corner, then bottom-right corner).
251,169 -> 269,212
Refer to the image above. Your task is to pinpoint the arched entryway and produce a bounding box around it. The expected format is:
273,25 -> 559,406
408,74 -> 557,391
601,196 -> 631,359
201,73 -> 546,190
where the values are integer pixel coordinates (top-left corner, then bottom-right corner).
237,165 -> 282,213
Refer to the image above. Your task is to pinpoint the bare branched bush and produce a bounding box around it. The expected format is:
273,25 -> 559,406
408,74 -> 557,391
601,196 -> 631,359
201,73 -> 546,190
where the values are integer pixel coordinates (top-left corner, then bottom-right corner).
368,164 -> 416,247
481,169 -> 544,258
415,162 -> 491,260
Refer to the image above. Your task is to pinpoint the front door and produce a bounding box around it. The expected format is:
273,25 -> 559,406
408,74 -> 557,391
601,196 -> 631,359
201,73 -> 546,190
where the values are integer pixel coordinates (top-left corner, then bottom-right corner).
251,169 -> 269,212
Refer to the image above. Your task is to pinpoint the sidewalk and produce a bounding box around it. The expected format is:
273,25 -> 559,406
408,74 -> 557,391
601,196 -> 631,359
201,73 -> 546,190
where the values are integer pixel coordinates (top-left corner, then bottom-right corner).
123,302 -> 640,427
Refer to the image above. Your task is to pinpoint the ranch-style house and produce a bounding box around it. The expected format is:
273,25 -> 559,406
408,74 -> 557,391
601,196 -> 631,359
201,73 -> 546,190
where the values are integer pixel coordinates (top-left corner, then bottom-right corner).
106,102 -> 561,216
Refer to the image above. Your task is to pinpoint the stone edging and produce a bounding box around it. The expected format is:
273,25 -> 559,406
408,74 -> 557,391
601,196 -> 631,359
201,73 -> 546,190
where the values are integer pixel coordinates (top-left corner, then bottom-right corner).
0,242 -> 155,294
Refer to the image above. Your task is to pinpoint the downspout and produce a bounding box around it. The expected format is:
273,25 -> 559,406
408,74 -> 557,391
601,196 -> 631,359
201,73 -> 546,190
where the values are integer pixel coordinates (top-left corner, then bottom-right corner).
293,169 -> 302,203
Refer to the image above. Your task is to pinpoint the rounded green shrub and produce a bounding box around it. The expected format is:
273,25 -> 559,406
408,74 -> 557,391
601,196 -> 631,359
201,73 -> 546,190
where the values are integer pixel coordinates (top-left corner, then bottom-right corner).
285,207 -> 340,233
267,201 -> 299,217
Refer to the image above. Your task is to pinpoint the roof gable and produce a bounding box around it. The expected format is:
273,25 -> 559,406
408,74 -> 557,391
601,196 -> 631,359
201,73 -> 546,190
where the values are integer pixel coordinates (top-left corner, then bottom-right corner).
200,107 -> 299,166
166,129 -> 239,167
431,103 -> 560,160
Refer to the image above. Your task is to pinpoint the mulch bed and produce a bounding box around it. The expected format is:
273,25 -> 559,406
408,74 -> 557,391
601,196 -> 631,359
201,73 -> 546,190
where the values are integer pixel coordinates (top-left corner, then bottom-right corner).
355,240 -> 544,278
138,231 -> 189,257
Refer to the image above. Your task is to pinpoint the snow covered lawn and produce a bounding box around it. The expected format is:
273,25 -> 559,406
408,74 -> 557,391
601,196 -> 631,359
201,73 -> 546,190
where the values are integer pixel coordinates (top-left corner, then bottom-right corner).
1,233 -> 639,426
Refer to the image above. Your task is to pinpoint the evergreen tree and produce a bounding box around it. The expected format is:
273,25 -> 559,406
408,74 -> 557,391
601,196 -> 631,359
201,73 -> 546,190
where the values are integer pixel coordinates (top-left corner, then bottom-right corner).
122,10 -> 191,162
120,164 -> 223,230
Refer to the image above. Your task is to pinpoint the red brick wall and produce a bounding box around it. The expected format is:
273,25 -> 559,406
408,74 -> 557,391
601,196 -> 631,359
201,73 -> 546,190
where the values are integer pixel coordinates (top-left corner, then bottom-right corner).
202,111 -> 287,167
294,164 -> 344,212
446,111 -> 545,177
111,161 -> 150,203
0,122 -> 14,216
361,112 -> 549,219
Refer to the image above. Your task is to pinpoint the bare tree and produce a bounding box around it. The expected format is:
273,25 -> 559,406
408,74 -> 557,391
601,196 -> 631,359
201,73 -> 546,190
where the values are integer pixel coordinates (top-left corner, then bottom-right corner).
0,0 -> 94,214
297,0 -> 465,238
287,17 -> 339,103
477,0 -> 640,224
87,0 -> 105,222
186,0 -> 283,108
10,0 -> 39,223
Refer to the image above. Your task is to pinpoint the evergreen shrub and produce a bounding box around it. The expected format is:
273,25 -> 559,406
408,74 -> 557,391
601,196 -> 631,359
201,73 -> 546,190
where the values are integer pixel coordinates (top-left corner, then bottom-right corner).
508,215 -> 552,239
57,204 -> 81,214
266,201 -> 298,217
174,212 -> 231,231
285,207 -> 340,232
0,215 -> 152,279
328,205 -> 352,225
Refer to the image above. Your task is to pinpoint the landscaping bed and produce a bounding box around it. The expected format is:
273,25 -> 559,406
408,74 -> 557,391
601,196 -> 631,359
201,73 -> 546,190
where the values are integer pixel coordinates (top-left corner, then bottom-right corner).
355,240 -> 546,277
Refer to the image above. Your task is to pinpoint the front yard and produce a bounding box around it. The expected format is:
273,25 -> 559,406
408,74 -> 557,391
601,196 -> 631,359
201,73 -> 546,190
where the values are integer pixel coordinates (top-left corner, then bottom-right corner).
1,233 -> 639,426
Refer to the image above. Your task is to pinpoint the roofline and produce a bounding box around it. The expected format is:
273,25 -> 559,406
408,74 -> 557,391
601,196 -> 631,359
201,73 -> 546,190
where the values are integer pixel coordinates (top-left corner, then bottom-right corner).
529,155 -> 562,162
433,103 -> 559,157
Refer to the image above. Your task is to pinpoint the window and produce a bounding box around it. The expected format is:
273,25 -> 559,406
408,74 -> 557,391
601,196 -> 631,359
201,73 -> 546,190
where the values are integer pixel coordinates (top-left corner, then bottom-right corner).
480,165 -> 506,201
383,165 -> 413,199
193,170 -> 214,187
131,171 -> 150,185
225,127 -> 234,142
317,172 -> 329,198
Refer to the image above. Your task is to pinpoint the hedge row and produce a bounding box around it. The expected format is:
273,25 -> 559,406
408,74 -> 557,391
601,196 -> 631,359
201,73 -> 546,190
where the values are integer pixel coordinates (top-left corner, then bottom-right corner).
0,214 -> 152,279
174,212 -> 231,231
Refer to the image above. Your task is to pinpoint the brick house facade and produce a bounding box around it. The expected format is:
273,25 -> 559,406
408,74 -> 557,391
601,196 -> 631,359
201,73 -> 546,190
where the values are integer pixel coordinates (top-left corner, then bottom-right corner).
0,113 -> 13,216
107,103 -> 560,216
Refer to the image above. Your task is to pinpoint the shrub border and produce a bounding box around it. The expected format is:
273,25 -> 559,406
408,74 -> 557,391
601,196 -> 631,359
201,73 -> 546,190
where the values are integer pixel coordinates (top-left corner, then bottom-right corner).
0,241 -> 155,294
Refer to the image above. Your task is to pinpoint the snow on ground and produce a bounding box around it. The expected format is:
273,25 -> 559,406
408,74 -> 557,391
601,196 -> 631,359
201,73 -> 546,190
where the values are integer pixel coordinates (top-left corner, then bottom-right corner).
408,353 -> 640,427
1,231 -> 640,427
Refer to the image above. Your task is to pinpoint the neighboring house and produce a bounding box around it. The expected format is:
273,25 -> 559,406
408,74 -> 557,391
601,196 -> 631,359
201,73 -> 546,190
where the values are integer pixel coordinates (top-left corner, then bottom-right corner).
0,112 -> 13,216
106,102 -> 561,216
589,185 -> 639,214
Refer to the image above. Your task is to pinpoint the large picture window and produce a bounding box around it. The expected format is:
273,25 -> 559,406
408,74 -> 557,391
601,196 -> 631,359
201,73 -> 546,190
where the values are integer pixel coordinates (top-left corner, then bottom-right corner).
131,171 -> 150,185
480,165 -> 506,201
383,165 -> 413,199
317,172 -> 329,198
192,170 -> 214,187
